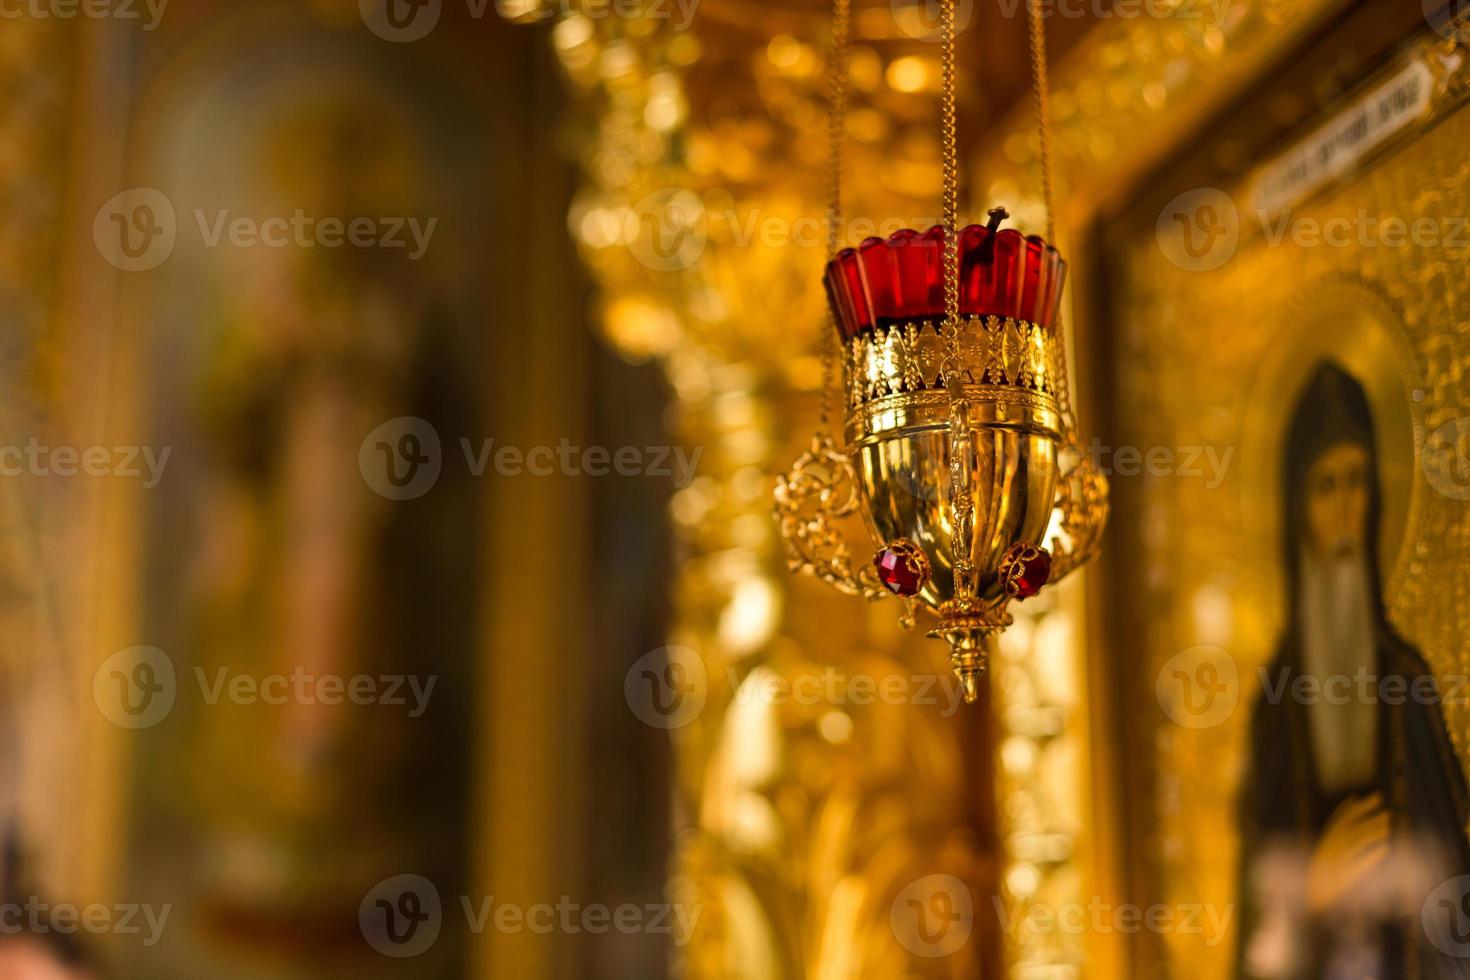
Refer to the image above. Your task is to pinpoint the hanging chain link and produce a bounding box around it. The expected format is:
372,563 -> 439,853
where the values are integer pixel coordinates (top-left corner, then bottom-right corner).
1025,0 -> 1077,442
1025,0 -> 1055,244
817,0 -> 851,438
1025,0 -> 1109,586
784,0 -> 1100,609
939,0 -> 960,339
937,0 -> 974,599
772,0 -> 892,607
936,0 -> 964,391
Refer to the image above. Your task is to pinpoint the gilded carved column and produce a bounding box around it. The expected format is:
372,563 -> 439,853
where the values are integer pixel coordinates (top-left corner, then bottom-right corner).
512,1 -> 1002,975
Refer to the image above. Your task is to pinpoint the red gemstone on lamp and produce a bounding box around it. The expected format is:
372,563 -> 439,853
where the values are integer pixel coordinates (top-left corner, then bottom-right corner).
1001,543 -> 1052,600
874,542 -> 928,597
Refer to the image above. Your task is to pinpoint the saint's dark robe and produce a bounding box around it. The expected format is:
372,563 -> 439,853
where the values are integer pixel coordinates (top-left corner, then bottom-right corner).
1237,362 -> 1470,978
1239,627 -> 1470,979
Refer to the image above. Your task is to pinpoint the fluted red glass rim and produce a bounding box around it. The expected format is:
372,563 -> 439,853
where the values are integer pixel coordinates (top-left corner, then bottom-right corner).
823,224 -> 1066,340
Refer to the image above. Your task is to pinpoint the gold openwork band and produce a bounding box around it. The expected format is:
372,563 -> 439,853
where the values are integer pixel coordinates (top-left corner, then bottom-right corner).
843,315 -> 1062,410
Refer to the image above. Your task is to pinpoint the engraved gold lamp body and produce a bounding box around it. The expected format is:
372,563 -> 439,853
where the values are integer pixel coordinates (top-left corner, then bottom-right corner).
777,215 -> 1108,702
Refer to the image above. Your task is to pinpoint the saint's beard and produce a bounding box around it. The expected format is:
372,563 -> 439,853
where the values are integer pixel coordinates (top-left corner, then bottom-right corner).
1299,543 -> 1379,797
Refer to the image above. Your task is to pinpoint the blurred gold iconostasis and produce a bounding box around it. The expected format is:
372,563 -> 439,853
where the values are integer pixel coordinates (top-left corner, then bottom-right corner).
2,0 -> 1469,978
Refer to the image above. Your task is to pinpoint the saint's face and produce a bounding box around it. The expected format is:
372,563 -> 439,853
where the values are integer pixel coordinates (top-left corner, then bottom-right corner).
1303,440 -> 1370,562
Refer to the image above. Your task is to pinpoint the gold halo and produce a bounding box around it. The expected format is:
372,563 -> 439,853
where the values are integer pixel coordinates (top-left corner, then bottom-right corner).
1239,273 -> 1426,606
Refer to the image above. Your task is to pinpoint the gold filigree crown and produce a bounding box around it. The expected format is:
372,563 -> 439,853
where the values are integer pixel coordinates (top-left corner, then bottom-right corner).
824,219 -> 1066,415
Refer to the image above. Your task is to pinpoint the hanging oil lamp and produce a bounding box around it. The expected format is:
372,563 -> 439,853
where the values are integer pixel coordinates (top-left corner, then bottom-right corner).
774,0 -> 1109,703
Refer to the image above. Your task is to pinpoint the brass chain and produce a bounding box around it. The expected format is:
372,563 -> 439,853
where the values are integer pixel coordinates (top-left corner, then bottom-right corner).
938,0 -> 974,597
1025,0 -> 1055,244
939,0 -> 960,338
817,0 -> 851,438
937,0 -> 963,390
1025,0 -> 1076,441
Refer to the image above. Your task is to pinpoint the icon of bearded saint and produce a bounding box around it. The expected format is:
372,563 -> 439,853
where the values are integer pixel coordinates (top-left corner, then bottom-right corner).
1238,362 -> 1470,979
